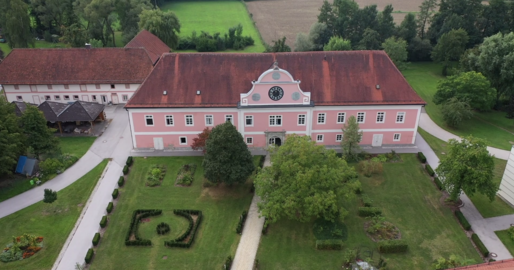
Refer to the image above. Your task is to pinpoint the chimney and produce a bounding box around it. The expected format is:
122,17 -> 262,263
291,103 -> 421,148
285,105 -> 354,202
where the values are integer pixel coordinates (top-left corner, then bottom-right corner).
85,43 -> 91,49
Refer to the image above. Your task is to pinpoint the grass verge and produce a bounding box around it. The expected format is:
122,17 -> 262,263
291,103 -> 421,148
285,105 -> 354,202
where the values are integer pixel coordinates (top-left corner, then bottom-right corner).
495,230 -> 514,257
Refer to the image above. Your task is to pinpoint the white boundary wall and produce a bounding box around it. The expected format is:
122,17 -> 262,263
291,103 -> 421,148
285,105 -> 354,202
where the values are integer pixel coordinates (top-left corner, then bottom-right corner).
498,146 -> 514,207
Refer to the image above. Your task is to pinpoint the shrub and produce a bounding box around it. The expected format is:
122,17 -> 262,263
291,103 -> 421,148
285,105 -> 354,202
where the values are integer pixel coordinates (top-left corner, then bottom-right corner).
106,202 -> 113,214
125,209 -> 162,246
112,189 -> 119,199
418,152 -> 426,163
358,158 -> 383,177
223,255 -> 232,270
40,158 -> 64,175
123,165 -> 129,175
508,226 -> 514,241
358,207 -> 382,217
126,156 -> 133,167
362,194 -> 373,207
426,164 -> 435,176
377,240 -> 408,253
236,210 -> 248,234
85,248 -> 94,264
92,233 -> 100,246
434,177 -> 444,190
258,155 -> 266,168
43,189 -> 57,203
471,233 -> 489,257
118,176 -> 124,187
146,164 -> 166,186
100,216 -> 107,228
164,210 -> 203,248
156,222 -> 170,235
262,221 -> 269,235
176,164 -> 197,186
455,211 -> 471,230
315,239 -> 344,250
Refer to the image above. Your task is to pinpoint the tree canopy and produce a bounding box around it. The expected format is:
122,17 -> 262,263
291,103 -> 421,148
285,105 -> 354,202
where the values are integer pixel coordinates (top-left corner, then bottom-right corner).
341,115 -> 362,160
255,135 -> 359,223
21,106 -> 59,159
203,121 -> 254,184
440,97 -> 474,127
323,36 -> 351,51
191,127 -> 210,153
382,37 -> 408,70
0,99 -> 26,176
139,8 -> 181,49
436,136 -> 496,202
431,28 -> 469,67
265,37 -> 291,52
0,0 -> 34,48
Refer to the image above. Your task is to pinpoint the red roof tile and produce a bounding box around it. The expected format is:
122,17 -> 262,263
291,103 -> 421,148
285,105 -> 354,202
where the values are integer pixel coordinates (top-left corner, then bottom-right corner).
125,30 -> 170,64
0,48 -> 154,85
125,51 -> 425,108
451,259 -> 514,270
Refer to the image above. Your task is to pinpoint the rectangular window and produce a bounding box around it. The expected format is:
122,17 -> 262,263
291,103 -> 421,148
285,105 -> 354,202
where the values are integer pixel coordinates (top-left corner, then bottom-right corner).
122,95 -> 128,101
205,115 -> 213,126
80,84 -> 87,91
393,133 -> 401,141
246,137 -> 253,145
125,84 -> 130,89
336,134 -> 343,142
110,84 -> 115,89
16,96 -> 23,101
357,112 -> 365,123
14,85 -> 19,90
245,115 -> 253,126
316,134 -> 324,142
95,84 -> 100,89
54,95 -> 61,101
317,113 -> 326,124
165,115 -> 174,126
64,95 -> 70,100
337,112 -> 346,123
64,84 -> 69,89
185,115 -> 194,126
73,95 -> 79,100
269,115 -> 282,126
298,114 -> 306,125
180,137 -> 187,145
92,95 -> 97,101
225,115 -> 233,123
145,115 -> 154,126
396,112 -> 405,123
44,95 -> 51,100
47,85 -> 53,90
376,112 -> 385,123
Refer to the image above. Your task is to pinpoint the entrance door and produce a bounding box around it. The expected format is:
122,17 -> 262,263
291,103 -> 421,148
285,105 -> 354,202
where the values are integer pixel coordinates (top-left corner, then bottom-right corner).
153,137 -> 164,150
32,95 -> 41,105
82,95 -> 89,101
111,94 -> 119,104
372,134 -> 383,147
101,95 -> 108,104
269,137 -> 282,146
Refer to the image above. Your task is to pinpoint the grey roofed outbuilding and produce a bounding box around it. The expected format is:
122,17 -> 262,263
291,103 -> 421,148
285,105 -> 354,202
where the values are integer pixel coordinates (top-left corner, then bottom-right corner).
57,101 -> 105,122
11,101 -> 36,116
37,101 -> 70,122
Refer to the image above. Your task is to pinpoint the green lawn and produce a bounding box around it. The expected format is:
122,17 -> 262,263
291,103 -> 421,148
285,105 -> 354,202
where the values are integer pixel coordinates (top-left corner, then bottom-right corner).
91,156 -> 261,269
495,230 -> 514,257
418,128 -> 514,218
59,136 -> 96,158
0,160 -> 108,270
256,154 -> 481,269
404,62 -> 514,150
161,0 -> 265,53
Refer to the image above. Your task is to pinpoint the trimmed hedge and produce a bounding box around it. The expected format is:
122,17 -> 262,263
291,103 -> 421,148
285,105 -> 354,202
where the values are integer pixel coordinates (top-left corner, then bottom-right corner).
112,189 -> 119,199
118,176 -> 124,187
123,165 -> 129,175
223,255 -> 232,270
100,215 -> 107,228
92,232 -> 100,246
418,152 -> 426,163
455,211 -> 471,230
125,209 -> 162,246
85,248 -> 94,264
236,210 -> 248,234
434,177 -> 444,190
358,207 -> 382,217
472,233 -> 489,257
165,209 -> 203,248
378,240 -> 408,253
315,239 -> 344,250
362,194 -> 372,207
425,164 -> 435,176
106,202 -> 113,213
126,156 -> 133,167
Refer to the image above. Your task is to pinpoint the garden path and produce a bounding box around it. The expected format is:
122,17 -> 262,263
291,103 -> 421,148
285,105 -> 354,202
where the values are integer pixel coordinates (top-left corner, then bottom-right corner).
231,155 -> 270,270
416,133 -> 513,260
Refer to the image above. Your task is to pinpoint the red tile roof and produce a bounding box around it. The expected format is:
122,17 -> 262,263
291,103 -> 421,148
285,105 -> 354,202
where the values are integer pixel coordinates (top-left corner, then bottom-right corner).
125,51 -> 425,108
0,48 -> 154,85
451,259 -> 514,270
125,30 -> 170,64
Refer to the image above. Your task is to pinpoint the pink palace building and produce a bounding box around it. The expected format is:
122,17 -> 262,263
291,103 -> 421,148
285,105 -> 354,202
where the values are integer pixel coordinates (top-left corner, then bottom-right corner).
125,51 -> 426,150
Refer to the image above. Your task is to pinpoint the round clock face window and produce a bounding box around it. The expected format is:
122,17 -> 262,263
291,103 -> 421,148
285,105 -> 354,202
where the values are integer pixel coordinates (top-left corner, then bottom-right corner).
268,86 -> 284,101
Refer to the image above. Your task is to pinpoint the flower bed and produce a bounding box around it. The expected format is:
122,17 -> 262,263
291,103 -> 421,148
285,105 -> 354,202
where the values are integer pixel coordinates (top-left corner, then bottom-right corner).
364,216 -> 401,242
146,165 -> 167,187
0,234 -> 44,262
175,164 -> 197,186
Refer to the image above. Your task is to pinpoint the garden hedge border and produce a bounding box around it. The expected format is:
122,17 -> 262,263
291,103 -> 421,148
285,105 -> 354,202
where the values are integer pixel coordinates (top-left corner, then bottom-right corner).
358,207 -> 382,217
426,164 -> 435,176
471,233 -> 489,257
434,177 -> 444,190
125,209 -> 162,246
112,189 -> 119,199
100,215 -> 107,228
455,211 -> 471,230
315,239 -> 344,250
92,232 -> 100,246
236,210 -> 248,234
417,152 -> 426,163
378,240 -> 408,253
164,209 -> 203,248
118,176 -> 124,187
223,255 -> 233,270
85,248 -> 94,264
126,156 -> 133,167
106,202 -> 113,213
123,165 -> 129,175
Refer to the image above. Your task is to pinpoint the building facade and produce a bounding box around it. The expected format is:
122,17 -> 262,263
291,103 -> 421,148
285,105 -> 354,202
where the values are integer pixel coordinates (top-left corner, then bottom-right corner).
125,51 -> 425,149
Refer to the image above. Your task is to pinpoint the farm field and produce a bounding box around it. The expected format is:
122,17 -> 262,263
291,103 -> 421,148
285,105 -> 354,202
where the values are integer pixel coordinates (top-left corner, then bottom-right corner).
161,0 -> 265,53
256,154 -> 481,269
90,156 -> 262,269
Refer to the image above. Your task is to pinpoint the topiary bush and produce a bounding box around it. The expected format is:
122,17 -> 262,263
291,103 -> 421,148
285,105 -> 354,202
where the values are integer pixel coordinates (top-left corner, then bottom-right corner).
455,211 -> 471,230
418,152 -> 426,163
156,222 -> 170,235
223,255 -> 233,270
123,165 -> 129,175
43,189 -> 57,203
112,189 -> 119,199
471,233 -> 489,257
92,233 -> 100,246
85,248 -> 94,264
118,176 -> 124,187
378,240 -> 408,253
358,207 -> 382,217
106,202 -> 113,214
236,210 -> 248,234
425,164 -> 435,176
434,177 -> 444,190
126,156 -> 133,167
100,216 -> 107,228
315,239 -> 344,250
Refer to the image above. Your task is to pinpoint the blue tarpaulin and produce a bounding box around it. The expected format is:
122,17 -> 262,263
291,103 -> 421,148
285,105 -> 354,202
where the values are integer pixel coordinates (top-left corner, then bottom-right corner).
15,156 -> 27,174
15,156 -> 38,175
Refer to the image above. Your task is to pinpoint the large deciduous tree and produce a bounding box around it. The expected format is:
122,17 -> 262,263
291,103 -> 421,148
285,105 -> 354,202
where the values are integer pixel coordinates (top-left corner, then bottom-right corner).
440,97 -> 474,127
255,135 -> 359,223
0,99 -> 26,176
308,22 -> 331,51
21,106 -> 59,159
397,13 -> 417,43
323,36 -> 351,51
436,136 -> 496,202
382,37 -> 408,70
431,28 -> 469,71
191,127 -> 211,154
357,28 -> 381,50
294,33 -> 313,52
30,0 -> 76,30
377,4 -> 395,42
417,0 -> 438,39
203,122 -> 254,185
0,0 -> 34,48
139,9 -> 181,49
265,37 -> 291,52
116,0 -> 152,43
341,115 -> 362,160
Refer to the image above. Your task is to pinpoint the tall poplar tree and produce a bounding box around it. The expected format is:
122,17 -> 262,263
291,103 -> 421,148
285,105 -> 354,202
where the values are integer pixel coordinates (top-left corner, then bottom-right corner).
341,115 -> 362,160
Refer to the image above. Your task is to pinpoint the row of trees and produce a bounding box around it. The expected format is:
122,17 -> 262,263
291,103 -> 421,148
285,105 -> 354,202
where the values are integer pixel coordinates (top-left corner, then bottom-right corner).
177,24 -> 254,52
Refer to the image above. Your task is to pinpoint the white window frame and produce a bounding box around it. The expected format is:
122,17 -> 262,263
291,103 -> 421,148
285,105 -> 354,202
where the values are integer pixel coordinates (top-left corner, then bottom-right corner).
179,136 -> 187,145
80,84 -> 87,91
145,115 -> 154,126
225,114 -> 233,123
91,95 -> 97,101
316,134 -> 324,142
122,95 -> 128,101
357,112 -> 365,123
14,85 -> 19,90
396,112 -> 405,123
337,112 -> 346,124
245,115 -> 253,127
393,133 -> 401,141
73,95 -> 79,100
376,112 -> 385,123
269,115 -> 282,126
246,137 -> 253,145
16,96 -> 23,101
63,95 -> 70,100
47,85 -> 53,90
205,115 -> 213,126
317,113 -> 326,124
336,134 -> 343,142
298,114 -> 306,126
165,115 -> 174,126
44,95 -> 51,101
185,115 -> 194,126
64,84 -> 69,89
54,95 -> 61,101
